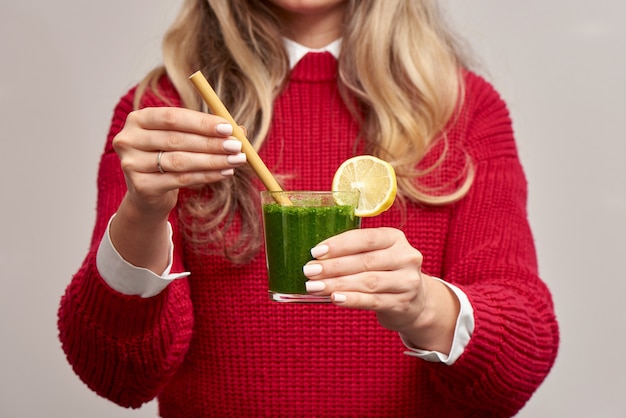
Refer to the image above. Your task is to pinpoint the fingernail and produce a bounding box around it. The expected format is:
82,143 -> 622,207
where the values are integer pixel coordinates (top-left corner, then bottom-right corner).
333,293 -> 347,303
303,264 -> 323,277
305,281 -> 325,292
227,153 -> 246,165
216,123 -> 233,135
222,139 -> 242,153
221,168 -> 234,176
311,244 -> 329,259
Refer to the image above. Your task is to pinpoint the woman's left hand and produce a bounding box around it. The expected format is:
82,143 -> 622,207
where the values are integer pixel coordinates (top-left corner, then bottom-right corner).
303,227 -> 460,354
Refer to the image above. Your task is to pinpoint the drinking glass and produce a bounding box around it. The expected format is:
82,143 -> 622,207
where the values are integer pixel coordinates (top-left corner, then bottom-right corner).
261,191 -> 361,303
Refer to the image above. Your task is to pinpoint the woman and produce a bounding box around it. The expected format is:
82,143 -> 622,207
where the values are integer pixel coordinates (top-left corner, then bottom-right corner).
58,0 -> 559,416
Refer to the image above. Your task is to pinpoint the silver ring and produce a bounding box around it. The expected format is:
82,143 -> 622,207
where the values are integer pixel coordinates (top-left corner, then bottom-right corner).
157,150 -> 165,174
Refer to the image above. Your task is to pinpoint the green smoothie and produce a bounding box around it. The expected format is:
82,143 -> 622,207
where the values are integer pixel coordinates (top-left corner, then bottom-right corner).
261,191 -> 360,302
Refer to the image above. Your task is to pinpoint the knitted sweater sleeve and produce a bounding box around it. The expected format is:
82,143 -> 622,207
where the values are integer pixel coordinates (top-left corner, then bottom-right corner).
430,73 -> 559,416
57,82 -> 194,408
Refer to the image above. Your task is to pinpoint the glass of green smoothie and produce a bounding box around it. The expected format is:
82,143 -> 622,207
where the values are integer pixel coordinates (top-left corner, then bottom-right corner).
261,190 -> 361,303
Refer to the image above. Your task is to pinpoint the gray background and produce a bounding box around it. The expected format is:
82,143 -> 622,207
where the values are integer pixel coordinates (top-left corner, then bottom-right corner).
1,0 -> 624,416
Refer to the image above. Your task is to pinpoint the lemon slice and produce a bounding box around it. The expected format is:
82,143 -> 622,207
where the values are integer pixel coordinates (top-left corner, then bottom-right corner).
332,155 -> 397,217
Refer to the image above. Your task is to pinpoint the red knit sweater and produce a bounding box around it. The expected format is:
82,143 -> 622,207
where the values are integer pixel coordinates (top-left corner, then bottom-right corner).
58,53 -> 559,417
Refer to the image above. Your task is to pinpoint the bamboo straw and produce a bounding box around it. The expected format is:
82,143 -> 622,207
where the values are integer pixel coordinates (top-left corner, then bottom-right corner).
189,71 -> 290,205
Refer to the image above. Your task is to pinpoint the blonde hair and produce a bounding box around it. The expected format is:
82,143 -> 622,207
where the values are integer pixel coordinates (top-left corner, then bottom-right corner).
135,0 -> 473,262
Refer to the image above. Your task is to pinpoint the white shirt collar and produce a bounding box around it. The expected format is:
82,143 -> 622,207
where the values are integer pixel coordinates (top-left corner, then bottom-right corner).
283,37 -> 342,69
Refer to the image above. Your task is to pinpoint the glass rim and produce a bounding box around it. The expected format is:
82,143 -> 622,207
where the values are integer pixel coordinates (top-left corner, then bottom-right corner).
260,190 -> 360,207
260,190 -> 359,195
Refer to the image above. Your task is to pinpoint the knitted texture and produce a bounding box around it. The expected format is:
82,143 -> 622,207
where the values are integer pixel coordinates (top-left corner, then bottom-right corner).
58,53 -> 558,417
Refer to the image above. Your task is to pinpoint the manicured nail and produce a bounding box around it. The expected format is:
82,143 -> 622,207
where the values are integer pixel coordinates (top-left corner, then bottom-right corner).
303,264 -> 323,277
333,293 -> 347,303
305,281 -> 325,292
310,244 -> 329,259
227,153 -> 246,165
221,168 -> 235,176
216,123 -> 233,135
223,139 -> 242,153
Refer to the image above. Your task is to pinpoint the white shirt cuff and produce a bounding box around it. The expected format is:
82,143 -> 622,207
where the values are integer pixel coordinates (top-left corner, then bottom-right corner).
96,215 -> 190,298
401,278 -> 475,365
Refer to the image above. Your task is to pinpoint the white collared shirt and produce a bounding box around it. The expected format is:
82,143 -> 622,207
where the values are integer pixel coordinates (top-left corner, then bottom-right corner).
284,37 -> 342,68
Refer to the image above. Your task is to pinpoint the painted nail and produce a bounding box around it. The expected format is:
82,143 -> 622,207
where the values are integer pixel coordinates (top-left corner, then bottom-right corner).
333,293 -> 347,303
227,153 -> 247,165
221,168 -> 235,177
303,264 -> 323,277
305,281 -> 326,292
310,244 -> 329,259
216,123 -> 233,135
223,139 -> 242,153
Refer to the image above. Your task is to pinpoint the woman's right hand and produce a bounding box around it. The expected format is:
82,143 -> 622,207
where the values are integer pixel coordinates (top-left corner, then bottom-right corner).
108,106 -> 246,273
113,106 -> 246,218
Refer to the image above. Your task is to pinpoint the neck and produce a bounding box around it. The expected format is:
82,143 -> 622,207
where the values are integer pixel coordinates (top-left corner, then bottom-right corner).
271,3 -> 346,48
